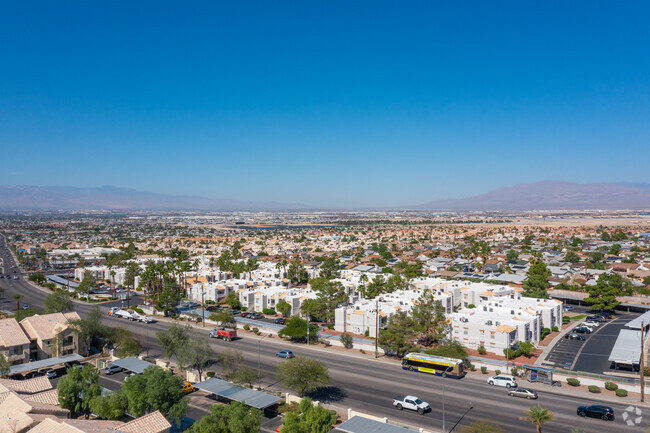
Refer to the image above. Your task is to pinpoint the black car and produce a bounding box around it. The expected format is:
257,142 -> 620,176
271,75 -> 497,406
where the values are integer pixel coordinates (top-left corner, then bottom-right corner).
574,326 -> 592,334
23,371 -> 45,379
565,332 -> 586,341
577,405 -> 614,421
586,315 -> 607,322
274,318 -> 286,325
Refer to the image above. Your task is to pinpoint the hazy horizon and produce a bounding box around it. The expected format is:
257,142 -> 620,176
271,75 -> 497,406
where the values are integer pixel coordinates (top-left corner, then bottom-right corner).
2,2 -> 649,207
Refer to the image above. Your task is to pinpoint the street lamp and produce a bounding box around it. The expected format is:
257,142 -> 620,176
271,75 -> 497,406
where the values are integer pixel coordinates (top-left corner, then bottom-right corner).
375,297 -> 380,358
442,364 -> 454,433
258,333 -> 269,389
201,290 -> 206,327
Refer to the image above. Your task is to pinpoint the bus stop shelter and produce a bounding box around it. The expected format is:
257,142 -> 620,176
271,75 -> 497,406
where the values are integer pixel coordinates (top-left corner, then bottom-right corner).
194,377 -> 281,411
523,365 -> 556,385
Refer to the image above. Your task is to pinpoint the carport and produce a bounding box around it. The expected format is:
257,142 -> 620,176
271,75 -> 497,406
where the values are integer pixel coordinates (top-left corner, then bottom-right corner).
193,377 -> 281,411
608,329 -> 642,371
335,416 -> 420,433
109,357 -> 156,374
9,353 -> 83,375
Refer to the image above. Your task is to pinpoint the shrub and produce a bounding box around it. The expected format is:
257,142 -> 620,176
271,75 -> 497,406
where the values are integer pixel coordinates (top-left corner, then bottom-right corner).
616,389 -> 628,397
478,345 -> 487,355
511,366 -> 520,377
494,369 -> 501,376
552,326 -> 559,332
262,308 -> 276,315
480,366 -> 488,374
359,349 -> 366,354
562,316 -> 570,324
540,328 -> 551,340
644,367 -> 650,377
252,327 -> 260,335
567,378 -> 580,387
340,333 -> 354,349
470,365 -> 476,372
240,306 -> 247,312
205,300 -> 215,304
364,329 -> 369,337
604,382 -> 618,391
243,323 -> 251,331
327,324 -> 334,330
467,304 -> 476,309
588,385 -> 601,393
206,371 -> 215,378
133,307 -> 144,314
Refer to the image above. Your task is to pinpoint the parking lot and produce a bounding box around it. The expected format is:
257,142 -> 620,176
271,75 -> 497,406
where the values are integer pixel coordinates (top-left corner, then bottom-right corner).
544,308 -> 639,374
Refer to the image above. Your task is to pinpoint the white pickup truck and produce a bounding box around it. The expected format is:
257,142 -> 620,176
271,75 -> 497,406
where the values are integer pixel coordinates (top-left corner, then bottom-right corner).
393,395 -> 431,414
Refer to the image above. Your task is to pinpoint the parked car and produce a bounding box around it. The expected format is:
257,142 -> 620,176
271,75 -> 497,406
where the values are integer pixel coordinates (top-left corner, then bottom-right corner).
23,371 -> 44,379
274,318 -> 286,325
599,313 -> 615,320
583,320 -> 600,328
487,375 -> 517,388
247,312 -> 263,320
586,315 -> 607,322
22,305 -> 29,310
45,369 -> 57,379
564,305 -> 575,311
182,382 -> 196,394
565,332 -> 586,341
393,395 -> 431,414
508,388 -> 538,399
104,364 -> 124,375
577,405 -> 614,420
240,312 -> 249,317
276,350 -> 294,359
574,326 -> 592,334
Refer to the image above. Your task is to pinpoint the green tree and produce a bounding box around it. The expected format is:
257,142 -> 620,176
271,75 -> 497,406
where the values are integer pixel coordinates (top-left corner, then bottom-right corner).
318,256 -> 341,280
584,273 -> 623,311
564,251 -> 580,263
123,262 -> 141,308
177,336 -> 215,382
156,286 -> 182,315
90,391 -> 128,420
110,327 -> 142,358
156,323 -> 192,365
224,292 -> 240,310
378,311 -> 416,357
280,397 -> 337,433
122,366 -> 188,425
220,348 -> 243,380
522,261 -> 550,299
278,316 -> 319,342
521,405 -> 554,433
308,278 -> 347,323
68,307 -> 109,354
506,250 -> 519,261
410,289 -> 448,346
608,244 -> 622,255
288,258 -> 308,285
276,299 -> 292,317
192,401 -> 262,433
57,364 -> 102,417
276,356 -> 330,396
14,307 -> 41,322
44,290 -> 73,313
0,354 -> 10,378
13,293 -> 23,311
210,310 -> 235,326
232,366 -> 261,388
76,271 -> 97,299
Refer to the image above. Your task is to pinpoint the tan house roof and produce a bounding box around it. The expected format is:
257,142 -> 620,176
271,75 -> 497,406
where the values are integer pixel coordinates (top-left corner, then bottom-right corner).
0,376 -> 53,394
0,318 -> 30,347
19,312 -> 81,341
118,410 -> 171,433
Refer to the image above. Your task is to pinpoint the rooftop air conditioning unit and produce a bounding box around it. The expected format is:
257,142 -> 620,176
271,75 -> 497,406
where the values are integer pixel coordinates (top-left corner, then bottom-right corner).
486,320 -> 493,325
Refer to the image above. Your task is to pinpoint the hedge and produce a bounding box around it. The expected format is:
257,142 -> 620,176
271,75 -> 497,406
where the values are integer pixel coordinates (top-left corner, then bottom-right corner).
567,378 -> 580,387
480,366 -> 488,374
262,308 -> 276,315
478,345 -> 486,355
133,307 -> 144,314
616,389 -> 628,397
494,369 -> 501,376
588,385 -> 601,393
604,382 -> 618,391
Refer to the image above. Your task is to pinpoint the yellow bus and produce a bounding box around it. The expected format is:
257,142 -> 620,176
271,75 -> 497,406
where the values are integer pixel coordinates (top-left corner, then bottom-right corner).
402,352 -> 466,378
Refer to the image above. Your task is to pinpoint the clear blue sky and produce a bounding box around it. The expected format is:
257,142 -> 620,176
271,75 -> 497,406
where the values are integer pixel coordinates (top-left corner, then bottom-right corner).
1,2 -> 649,208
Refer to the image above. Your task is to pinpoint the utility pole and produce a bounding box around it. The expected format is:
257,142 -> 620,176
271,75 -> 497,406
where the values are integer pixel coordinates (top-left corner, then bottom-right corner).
641,321 -> 645,403
202,290 -> 206,327
375,297 -> 379,358
306,309 -> 310,345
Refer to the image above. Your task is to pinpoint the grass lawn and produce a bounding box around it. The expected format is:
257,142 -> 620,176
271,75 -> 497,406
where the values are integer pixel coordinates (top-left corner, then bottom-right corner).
567,314 -> 587,321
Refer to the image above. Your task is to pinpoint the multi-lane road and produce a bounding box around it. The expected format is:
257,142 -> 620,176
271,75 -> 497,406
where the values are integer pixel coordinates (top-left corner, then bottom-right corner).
0,235 -> 645,433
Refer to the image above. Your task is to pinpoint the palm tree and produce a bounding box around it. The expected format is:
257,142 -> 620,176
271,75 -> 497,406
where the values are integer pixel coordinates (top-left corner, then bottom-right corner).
13,294 -> 23,311
521,405 -> 554,433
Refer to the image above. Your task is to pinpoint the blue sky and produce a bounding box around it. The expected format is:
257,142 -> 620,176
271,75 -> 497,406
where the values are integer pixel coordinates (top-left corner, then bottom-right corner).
1,2 -> 649,208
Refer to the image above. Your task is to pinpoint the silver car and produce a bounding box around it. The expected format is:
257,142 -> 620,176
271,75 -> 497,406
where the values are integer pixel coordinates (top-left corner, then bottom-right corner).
508,388 -> 538,399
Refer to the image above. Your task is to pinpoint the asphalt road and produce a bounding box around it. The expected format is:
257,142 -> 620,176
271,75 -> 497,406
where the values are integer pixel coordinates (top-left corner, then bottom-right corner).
0,235 -> 645,433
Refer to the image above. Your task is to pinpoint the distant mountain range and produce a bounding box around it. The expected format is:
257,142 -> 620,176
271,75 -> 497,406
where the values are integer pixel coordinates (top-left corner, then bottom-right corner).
0,185 -> 309,211
414,181 -> 650,210
1,181 -> 649,211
